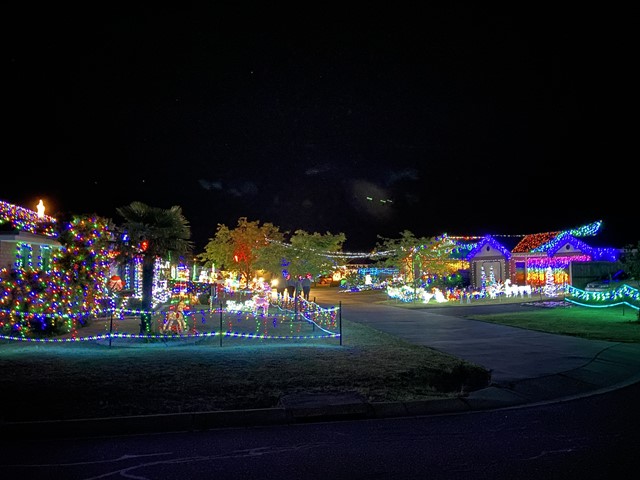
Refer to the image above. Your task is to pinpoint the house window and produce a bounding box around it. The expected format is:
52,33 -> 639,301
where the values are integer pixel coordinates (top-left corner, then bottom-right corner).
515,261 -> 526,285
41,246 -> 52,271
17,243 -> 32,269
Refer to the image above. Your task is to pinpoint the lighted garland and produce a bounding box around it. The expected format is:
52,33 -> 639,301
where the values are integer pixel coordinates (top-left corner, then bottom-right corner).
0,299 -> 342,342
566,284 -> 639,304
0,199 -> 58,237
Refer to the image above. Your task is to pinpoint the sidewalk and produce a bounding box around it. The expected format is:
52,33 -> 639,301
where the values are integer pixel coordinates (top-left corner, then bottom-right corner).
3,290 -> 640,439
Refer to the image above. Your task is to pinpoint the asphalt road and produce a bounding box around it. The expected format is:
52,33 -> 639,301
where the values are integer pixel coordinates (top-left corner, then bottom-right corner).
2,380 -> 638,479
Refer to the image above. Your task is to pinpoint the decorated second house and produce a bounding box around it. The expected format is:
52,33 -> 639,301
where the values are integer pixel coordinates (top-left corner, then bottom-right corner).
465,221 -> 621,291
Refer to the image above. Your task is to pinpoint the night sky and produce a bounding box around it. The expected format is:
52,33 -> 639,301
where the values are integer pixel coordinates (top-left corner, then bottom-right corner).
6,5 -> 637,252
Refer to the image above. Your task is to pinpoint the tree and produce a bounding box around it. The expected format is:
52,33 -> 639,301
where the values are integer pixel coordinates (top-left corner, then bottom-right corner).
273,230 -> 346,279
375,230 -> 430,281
620,241 -> 640,321
54,214 -> 113,319
115,202 -> 193,333
375,231 -> 458,299
197,217 -> 284,288
621,241 -> 640,281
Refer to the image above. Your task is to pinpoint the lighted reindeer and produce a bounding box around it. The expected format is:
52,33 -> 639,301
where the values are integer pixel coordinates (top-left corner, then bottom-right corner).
504,279 -> 518,298
504,279 -> 532,298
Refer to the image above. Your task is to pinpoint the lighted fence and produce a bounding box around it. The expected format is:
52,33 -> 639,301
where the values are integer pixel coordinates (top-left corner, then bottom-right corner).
0,297 -> 342,345
564,284 -> 640,311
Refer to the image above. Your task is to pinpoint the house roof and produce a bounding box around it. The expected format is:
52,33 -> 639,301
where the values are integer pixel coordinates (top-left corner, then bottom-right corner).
0,230 -> 62,247
510,220 -> 605,254
464,235 -> 512,261
0,198 -> 58,239
455,220 -> 619,261
511,231 -> 561,253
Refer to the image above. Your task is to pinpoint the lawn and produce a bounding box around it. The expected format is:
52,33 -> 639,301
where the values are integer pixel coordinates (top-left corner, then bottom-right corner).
3,289 -> 637,424
378,288 -> 640,343
465,302 -> 640,343
0,318 -> 490,423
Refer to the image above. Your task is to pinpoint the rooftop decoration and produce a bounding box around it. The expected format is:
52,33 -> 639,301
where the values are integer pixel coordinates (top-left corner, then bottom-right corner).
533,232 -> 594,255
566,220 -> 602,238
36,199 -> 45,219
0,199 -> 58,238
465,235 -> 512,261
511,220 -> 604,254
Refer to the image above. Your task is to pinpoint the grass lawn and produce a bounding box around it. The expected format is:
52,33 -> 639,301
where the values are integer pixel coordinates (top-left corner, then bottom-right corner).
465,302 -> 640,343
0,319 -> 490,423
377,288 -> 640,343
3,289 -> 637,423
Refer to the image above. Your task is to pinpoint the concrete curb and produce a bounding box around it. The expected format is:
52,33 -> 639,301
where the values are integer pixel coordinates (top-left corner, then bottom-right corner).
3,372 -> 639,440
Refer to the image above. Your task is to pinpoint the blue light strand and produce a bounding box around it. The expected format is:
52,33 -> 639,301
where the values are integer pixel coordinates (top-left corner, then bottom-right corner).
0,330 -> 341,343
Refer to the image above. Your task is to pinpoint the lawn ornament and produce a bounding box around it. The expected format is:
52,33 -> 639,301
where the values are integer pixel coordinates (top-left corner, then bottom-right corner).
433,288 -> 448,303
163,301 -> 187,333
108,275 -> 124,292
504,279 -> 518,298
517,284 -> 532,297
252,294 -> 270,315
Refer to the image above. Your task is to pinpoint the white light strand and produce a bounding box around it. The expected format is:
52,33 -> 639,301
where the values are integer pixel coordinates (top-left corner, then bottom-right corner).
265,238 -> 393,259
264,220 -> 602,259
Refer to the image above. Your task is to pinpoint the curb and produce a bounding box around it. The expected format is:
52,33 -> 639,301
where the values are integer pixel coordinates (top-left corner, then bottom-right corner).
3,375 -> 639,440
1,395 -> 471,440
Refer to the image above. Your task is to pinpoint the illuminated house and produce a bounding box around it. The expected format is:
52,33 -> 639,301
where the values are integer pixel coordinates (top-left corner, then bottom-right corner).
464,221 -> 621,290
0,199 -> 61,272
464,235 -> 513,290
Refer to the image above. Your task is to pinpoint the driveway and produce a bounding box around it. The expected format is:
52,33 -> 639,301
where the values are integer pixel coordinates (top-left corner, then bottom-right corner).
314,287 -> 629,386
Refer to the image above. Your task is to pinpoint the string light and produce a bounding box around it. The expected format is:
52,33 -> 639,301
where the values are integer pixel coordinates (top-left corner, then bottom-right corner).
0,199 -> 57,237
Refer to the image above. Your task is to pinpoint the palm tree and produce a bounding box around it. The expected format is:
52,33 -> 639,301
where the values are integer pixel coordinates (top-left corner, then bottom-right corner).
115,201 -> 193,334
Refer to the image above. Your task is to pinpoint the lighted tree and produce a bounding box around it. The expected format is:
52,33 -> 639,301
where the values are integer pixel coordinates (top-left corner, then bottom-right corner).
115,202 -> 193,334
543,266 -> 557,296
488,265 -> 496,287
375,230 -> 432,284
375,231 -> 457,300
54,214 -> 113,319
197,217 -> 284,288
414,235 -> 459,282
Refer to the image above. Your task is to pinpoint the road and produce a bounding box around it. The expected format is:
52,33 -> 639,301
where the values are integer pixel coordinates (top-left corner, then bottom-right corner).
2,381 -> 638,479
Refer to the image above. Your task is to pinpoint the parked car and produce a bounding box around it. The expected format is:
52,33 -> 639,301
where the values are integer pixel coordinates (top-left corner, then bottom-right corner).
584,270 -> 633,292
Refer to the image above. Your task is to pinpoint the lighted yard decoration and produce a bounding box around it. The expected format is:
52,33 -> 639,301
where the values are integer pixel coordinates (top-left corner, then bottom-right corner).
108,275 -> 124,292
504,279 -> 533,298
252,295 -> 270,315
162,300 -> 187,333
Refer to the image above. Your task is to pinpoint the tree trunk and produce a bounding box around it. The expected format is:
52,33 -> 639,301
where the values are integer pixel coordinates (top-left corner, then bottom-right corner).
140,255 -> 155,334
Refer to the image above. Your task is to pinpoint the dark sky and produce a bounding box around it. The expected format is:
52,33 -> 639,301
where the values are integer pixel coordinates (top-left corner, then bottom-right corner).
5,5 -> 637,252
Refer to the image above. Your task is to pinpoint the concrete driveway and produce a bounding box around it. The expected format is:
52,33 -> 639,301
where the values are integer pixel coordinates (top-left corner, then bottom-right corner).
314,287 -> 638,386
